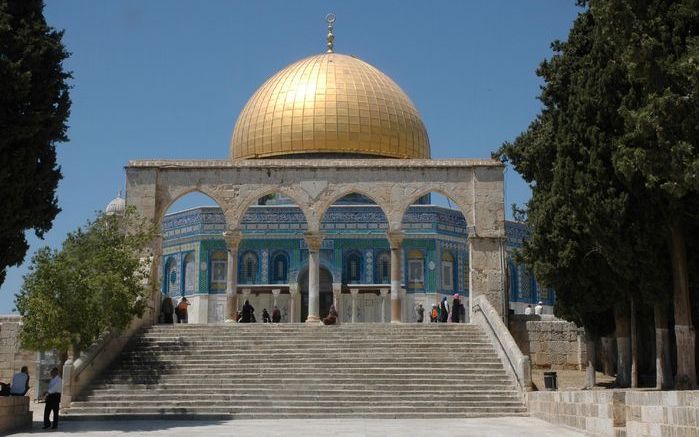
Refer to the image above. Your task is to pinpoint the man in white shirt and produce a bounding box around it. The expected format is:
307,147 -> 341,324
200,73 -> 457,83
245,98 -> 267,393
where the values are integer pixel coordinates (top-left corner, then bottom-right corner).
43,367 -> 62,429
9,366 -> 29,396
534,301 -> 544,315
524,305 -> 533,315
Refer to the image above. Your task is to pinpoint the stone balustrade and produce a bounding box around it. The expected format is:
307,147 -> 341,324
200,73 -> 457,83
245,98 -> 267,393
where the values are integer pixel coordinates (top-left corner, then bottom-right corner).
509,314 -> 586,370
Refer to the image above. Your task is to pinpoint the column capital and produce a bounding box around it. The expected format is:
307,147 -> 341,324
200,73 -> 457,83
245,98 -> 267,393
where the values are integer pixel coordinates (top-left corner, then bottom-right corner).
332,282 -> 342,294
380,288 -> 390,297
289,284 -> 299,296
350,288 -> 360,297
303,231 -> 325,252
386,231 -> 405,248
223,229 -> 243,249
271,288 -> 281,297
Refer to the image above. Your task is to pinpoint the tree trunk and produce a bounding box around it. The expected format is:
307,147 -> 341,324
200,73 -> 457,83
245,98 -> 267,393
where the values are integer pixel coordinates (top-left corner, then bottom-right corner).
670,222 -> 696,389
655,303 -> 673,389
586,332 -> 596,389
631,296 -> 638,388
601,336 -> 616,376
615,301 -> 632,388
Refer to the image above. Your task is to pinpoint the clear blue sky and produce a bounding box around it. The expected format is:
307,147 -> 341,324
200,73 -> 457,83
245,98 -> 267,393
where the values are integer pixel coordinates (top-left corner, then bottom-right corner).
0,0 -> 582,313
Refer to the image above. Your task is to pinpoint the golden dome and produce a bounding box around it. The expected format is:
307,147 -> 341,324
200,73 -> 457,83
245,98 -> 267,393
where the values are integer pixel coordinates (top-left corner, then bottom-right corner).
230,53 -> 430,160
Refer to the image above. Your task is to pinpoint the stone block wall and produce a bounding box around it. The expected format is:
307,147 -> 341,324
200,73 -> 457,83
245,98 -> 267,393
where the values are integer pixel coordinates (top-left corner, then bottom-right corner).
626,391 -> 699,436
529,390 -> 699,436
0,317 -> 39,398
0,396 -> 33,434
528,390 -> 621,436
509,314 -> 585,369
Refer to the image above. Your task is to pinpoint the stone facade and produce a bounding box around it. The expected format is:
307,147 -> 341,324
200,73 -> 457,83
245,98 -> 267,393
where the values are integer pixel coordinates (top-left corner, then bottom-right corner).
0,396 -> 32,434
509,314 -> 586,370
529,390 -> 699,437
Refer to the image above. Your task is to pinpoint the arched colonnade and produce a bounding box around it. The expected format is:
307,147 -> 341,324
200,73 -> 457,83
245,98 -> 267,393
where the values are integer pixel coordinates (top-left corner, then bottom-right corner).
125,158 -> 506,323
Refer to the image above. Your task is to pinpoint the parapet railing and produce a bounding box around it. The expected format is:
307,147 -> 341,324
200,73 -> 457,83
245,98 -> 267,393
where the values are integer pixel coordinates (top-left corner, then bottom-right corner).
472,294 -> 531,392
60,310 -> 153,408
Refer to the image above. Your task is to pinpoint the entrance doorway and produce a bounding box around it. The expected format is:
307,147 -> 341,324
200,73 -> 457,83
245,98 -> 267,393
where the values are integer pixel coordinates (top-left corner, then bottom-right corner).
299,267 -> 333,321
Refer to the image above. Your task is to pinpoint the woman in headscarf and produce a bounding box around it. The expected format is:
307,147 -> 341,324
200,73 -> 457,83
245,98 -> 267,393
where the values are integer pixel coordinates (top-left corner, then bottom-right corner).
452,294 -> 461,323
241,299 -> 254,323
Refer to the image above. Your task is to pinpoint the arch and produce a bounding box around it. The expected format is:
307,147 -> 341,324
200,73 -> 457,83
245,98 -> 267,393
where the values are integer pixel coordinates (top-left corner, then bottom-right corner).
270,250 -> 289,283
407,249 -> 426,290
239,251 -> 259,284
163,256 -> 179,296
182,252 -> 196,293
343,250 -> 363,284
316,187 -> 392,227
157,187 -> 230,227
375,251 -> 391,284
229,187 -> 312,232
441,249 -> 455,292
393,185 -> 472,232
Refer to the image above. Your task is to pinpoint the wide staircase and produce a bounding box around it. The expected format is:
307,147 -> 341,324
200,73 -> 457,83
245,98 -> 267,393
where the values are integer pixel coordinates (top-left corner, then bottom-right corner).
65,323 -> 527,419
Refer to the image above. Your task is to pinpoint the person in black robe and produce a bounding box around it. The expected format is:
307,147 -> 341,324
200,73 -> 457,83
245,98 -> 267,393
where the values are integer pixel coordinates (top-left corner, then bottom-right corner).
452,294 -> 461,323
322,305 -> 338,325
262,308 -> 271,323
161,296 -> 174,324
241,300 -> 255,323
439,297 -> 449,323
271,306 -> 281,323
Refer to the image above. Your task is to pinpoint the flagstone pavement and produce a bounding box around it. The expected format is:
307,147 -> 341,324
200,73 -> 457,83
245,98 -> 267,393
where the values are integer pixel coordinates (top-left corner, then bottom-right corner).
10,417 -> 584,436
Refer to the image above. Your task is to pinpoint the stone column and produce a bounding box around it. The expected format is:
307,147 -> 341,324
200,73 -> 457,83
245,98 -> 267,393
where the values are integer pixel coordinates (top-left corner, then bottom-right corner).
387,231 -> 405,323
223,230 -> 242,322
289,284 -> 299,323
304,232 -> 324,323
149,234 -> 164,326
468,235 -> 506,319
332,283 -> 342,323
380,288 -> 389,323
272,289 -> 280,307
350,288 -> 359,323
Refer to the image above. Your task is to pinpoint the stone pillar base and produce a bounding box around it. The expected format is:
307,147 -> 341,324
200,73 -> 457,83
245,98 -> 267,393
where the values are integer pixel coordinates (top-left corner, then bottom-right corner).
675,324 -> 697,389
306,315 -> 321,324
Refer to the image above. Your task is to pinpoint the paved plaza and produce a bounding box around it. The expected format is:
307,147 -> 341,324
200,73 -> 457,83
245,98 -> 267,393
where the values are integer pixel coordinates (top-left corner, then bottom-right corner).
11,417 -> 584,436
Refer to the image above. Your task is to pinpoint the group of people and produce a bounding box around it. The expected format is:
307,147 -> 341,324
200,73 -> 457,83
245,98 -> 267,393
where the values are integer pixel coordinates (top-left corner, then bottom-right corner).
160,296 -> 191,324
0,366 -> 62,429
524,301 -> 545,315
416,294 -> 465,323
238,300 -> 282,323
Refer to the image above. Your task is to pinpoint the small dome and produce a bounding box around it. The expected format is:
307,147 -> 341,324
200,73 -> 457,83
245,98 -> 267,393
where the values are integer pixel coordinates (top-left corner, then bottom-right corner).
105,194 -> 125,216
230,53 -> 430,160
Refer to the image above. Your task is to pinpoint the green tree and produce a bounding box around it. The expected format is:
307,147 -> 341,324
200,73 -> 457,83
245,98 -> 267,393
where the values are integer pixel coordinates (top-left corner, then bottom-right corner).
498,0 -> 698,388
15,207 -> 156,357
0,0 -> 71,286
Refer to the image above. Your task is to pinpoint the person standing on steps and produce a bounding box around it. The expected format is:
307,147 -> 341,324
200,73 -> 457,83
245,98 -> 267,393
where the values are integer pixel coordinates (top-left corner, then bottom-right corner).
262,308 -> 271,323
430,304 -> 439,323
524,304 -> 533,315
176,297 -> 191,323
241,299 -> 255,323
161,295 -> 174,324
42,367 -> 61,430
271,305 -> 281,323
439,296 -> 449,323
415,303 -> 424,323
451,294 -> 462,323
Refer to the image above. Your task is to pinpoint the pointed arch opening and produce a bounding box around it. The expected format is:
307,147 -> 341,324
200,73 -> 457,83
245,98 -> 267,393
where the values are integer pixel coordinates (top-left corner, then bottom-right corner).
400,191 -> 469,321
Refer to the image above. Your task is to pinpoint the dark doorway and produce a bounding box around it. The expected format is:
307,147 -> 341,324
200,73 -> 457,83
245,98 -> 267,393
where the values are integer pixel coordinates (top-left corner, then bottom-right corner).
299,267 -> 333,321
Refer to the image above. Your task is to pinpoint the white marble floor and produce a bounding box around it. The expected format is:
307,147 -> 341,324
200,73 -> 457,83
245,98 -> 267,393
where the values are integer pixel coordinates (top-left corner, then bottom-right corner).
11,417 -> 584,436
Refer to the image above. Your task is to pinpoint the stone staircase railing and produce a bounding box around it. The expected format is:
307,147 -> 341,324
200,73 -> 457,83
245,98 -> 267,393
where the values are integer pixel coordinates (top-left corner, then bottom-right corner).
472,294 -> 532,392
60,311 -> 153,408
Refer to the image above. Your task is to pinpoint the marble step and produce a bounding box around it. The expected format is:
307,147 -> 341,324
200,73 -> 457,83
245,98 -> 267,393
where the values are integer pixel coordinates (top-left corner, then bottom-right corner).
87,382 -> 516,391
81,390 -> 520,400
